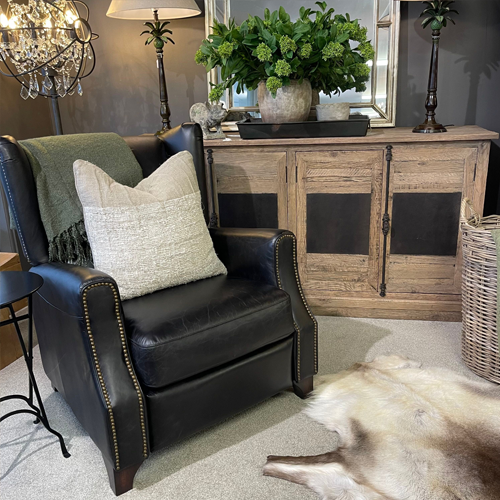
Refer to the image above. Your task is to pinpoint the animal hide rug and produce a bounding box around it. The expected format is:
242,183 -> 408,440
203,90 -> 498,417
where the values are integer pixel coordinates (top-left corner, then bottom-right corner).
264,355 -> 500,500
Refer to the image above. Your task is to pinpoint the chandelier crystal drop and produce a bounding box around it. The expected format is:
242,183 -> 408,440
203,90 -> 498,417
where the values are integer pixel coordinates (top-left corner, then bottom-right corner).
0,0 -> 97,100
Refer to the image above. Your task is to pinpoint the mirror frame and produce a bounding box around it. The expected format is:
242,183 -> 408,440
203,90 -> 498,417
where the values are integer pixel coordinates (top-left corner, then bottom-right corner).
204,0 -> 400,127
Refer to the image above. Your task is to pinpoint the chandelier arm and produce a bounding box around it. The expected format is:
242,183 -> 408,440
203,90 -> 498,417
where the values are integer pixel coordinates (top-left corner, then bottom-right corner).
80,42 -> 96,79
64,41 -> 95,87
72,1 -> 90,22
0,38 -> 81,78
65,50 -> 85,93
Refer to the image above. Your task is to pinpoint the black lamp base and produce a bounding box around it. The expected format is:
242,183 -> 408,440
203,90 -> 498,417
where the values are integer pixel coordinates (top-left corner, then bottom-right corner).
155,125 -> 170,136
413,120 -> 447,134
414,28 -> 448,135
152,10 -> 171,133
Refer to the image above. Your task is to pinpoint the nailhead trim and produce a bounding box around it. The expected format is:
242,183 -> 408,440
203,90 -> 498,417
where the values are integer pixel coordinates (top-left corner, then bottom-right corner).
82,283 -> 149,469
292,321 -> 301,380
0,161 -> 31,263
275,234 -> 318,376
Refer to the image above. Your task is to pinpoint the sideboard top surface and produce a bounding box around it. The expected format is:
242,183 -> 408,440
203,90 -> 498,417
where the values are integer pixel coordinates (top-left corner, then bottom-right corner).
205,126 -> 498,148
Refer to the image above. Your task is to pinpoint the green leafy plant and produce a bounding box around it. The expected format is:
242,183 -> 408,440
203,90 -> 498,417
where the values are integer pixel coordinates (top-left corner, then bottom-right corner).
141,20 -> 174,50
208,83 -> 225,103
420,1 -> 458,30
195,2 -> 374,98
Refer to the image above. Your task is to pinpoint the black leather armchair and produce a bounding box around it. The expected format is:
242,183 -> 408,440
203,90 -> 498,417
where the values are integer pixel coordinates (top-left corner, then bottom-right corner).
0,123 -> 317,495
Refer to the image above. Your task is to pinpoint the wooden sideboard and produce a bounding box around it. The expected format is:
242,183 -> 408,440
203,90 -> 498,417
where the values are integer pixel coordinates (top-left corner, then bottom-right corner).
204,126 -> 499,321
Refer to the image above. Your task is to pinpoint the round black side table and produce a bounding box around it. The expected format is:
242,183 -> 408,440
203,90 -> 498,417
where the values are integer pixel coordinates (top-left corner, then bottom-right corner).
0,271 -> 70,458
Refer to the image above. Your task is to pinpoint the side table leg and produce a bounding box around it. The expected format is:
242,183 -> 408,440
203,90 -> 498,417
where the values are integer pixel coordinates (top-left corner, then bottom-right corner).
6,303 -> 70,458
27,296 -> 40,423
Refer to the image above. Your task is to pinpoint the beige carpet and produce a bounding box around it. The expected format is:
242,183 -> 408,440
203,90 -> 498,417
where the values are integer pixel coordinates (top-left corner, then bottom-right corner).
0,317 -> 484,500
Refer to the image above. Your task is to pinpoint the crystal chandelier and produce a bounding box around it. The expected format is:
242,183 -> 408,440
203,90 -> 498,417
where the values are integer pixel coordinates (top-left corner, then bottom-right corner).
0,0 -> 97,132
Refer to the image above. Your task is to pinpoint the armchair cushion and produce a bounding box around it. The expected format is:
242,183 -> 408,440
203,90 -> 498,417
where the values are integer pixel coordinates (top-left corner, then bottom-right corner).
122,274 -> 295,388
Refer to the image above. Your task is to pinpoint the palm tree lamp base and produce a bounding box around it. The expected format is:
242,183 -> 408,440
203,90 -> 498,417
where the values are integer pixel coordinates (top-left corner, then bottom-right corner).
398,0 -> 458,135
105,0 -> 202,134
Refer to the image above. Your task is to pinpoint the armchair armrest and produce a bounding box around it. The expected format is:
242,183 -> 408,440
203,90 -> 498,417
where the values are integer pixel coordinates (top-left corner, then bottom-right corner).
210,228 -> 318,384
210,228 -> 289,285
31,263 -> 148,485
33,262 -> 117,316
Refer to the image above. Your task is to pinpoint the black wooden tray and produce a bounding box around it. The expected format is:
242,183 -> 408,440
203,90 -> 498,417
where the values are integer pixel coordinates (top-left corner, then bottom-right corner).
236,115 -> 370,140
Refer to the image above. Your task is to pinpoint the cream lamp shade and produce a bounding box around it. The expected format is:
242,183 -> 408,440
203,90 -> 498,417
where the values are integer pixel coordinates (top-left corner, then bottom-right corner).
106,0 -> 201,20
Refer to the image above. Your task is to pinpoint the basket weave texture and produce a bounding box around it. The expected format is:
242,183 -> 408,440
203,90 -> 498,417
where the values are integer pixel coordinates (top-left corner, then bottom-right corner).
461,198 -> 500,384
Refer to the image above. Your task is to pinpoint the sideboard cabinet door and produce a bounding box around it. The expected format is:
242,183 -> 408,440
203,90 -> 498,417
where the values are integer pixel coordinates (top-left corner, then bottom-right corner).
295,149 -> 385,295
384,145 -> 478,295
212,149 -> 288,229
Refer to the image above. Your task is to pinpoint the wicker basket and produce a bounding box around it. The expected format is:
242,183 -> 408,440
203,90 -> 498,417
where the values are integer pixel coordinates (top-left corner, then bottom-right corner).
461,198 -> 500,384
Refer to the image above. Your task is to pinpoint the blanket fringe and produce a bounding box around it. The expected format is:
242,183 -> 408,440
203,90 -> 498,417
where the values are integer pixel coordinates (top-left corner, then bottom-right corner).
49,220 -> 93,267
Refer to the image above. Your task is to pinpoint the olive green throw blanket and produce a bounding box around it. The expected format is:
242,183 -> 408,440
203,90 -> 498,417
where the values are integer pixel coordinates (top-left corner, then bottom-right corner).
20,133 -> 143,266
491,229 -> 500,350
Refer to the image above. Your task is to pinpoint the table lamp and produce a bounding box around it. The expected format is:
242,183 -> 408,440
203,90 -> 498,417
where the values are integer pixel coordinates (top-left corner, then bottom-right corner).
395,0 -> 458,133
107,0 -> 201,133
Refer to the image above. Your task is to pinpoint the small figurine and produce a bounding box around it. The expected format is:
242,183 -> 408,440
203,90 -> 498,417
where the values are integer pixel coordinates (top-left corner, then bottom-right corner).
190,101 -> 228,140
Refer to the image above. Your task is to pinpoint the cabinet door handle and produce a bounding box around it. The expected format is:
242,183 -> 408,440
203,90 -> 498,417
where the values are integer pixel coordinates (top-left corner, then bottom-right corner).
382,214 -> 391,237
380,145 -> 393,298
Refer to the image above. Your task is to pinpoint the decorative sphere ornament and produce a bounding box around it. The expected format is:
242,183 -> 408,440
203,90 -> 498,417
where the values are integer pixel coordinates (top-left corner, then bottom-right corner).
0,0 -> 98,101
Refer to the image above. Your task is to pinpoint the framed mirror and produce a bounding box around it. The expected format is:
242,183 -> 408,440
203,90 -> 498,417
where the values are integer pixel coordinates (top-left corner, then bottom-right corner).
204,0 -> 400,127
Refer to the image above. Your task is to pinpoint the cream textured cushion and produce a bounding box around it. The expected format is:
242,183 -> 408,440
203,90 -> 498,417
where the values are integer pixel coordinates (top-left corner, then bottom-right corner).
73,151 -> 227,300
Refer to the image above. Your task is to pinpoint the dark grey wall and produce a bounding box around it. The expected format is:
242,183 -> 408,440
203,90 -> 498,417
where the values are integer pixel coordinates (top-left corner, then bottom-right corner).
397,1 -> 500,131
397,1 -> 500,213
57,0 -> 207,135
0,63 -> 54,139
0,74 -> 50,263
0,0 -> 55,140
0,1 -> 54,261
56,0 -> 500,208
1,0 -> 500,214
3,1 -> 500,141
3,2 -> 500,137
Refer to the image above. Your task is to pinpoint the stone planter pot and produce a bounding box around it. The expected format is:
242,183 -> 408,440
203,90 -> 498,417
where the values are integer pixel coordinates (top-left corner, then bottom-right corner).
258,79 -> 312,123
316,102 -> 350,121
